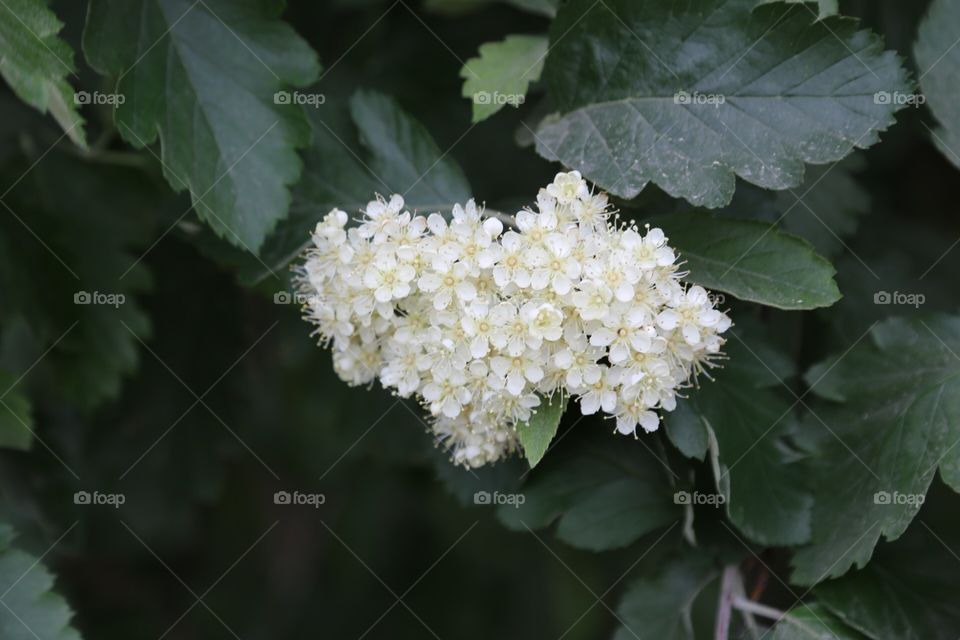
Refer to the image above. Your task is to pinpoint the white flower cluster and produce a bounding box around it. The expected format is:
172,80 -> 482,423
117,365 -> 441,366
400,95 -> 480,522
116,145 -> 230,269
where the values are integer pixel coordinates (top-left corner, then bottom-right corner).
295,172 -> 731,468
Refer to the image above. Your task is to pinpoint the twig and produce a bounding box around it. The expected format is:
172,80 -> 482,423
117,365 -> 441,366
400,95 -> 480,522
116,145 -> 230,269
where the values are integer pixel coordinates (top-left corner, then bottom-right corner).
714,565 -> 739,640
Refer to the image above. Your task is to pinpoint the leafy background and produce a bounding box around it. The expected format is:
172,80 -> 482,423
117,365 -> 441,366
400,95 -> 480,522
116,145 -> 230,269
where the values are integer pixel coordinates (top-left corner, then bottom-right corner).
0,0 -> 959,638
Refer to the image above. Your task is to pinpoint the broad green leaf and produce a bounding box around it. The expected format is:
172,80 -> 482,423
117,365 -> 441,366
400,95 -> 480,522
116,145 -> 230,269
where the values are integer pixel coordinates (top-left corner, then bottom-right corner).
517,392 -> 565,468
498,436 -> 680,551
613,553 -> 718,640
0,372 -> 32,450
460,35 -> 547,123
349,89 -> 471,209
0,151 -> 162,409
915,0 -> 960,170
536,0 -> 910,207
83,0 -> 321,250
677,330 -> 813,546
770,603 -> 865,640
0,524 -> 81,639
791,316 -> 960,585
651,212 -> 841,310
0,0 -> 85,147
719,156 -> 869,258
665,400 -> 709,461
228,90 -> 472,284
813,497 -> 960,640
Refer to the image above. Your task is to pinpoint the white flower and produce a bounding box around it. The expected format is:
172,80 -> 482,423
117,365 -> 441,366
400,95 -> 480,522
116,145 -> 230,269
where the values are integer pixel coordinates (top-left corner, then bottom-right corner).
461,302 -> 512,358
530,232 -> 581,295
418,262 -> 476,310
362,255 -> 416,303
546,171 -> 589,205
489,349 -> 545,396
571,281 -> 613,321
522,302 -> 564,342
589,307 -> 655,363
295,170 -> 731,467
614,395 -> 660,436
359,194 -> 405,243
578,366 -> 619,415
492,231 -> 533,288
422,371 -> 472,418
554,336 -> 604,390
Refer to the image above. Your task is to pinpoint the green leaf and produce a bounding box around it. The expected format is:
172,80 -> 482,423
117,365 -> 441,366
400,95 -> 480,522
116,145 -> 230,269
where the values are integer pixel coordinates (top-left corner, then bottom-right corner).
82,0 -> 321,251
719,155 -> 870,258
665,400 -> 709,461
770,603 -> 865,640
613,553 -> 718,640
517,393 -> 565,468
651,212 -> 841,310
678,329 -> 813,546
230,89 -> 472,284
460,34 -> 547,123
0,0 -> 85,147
0,371 -> 32,450
0,524 -> 81,639
915,0 -> 960,170
813,497 -> 960,640
0,151 -> 162,410
536,0 -> 910,207
498,436 -> 680,551
349,89 -> 471,208
790,316 -> 960,585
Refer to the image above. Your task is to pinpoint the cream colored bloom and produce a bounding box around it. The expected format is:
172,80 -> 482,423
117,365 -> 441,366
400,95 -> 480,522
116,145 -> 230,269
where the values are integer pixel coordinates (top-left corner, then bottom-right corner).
295,171 -> 731,467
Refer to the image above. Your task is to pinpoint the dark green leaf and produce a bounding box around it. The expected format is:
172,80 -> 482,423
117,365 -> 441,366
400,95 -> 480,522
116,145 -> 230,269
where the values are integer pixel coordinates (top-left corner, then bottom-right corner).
236,89 -> 472,284
718,156 -> 870,258
83,0 -> 320,250
349,89 -> 471,208
0,152 -> 162,409
0,371 -> 32,450
813,495 -> 960,640
537,0 -> 910,207
0,0 -> 85,147
770,603 -> 865,640
0,524 -> 81,639
678,329 -> 813,546
652,212 -> 841,310
791,315 -> 960,585
613,553 -> 718,640
498,437 -> 680,551
915,0 -> 960,170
